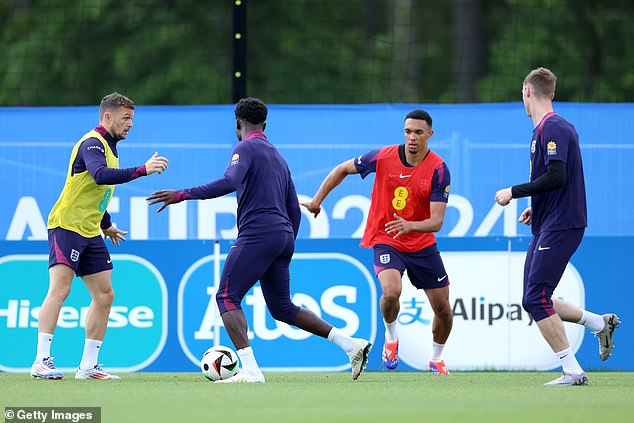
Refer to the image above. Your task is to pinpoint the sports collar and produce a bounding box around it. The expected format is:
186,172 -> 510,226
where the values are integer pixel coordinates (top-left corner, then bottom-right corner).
245,130 -> 267,141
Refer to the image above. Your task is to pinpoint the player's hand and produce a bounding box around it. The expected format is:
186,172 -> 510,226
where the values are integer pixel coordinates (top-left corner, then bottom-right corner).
147,190 -> 178,213
102,224 -> 127,246
145,152 -> 169,175
385,213 -> 413,239
518,207 -> 532,225
300,199 -> 322,218
495,187 -> 513,206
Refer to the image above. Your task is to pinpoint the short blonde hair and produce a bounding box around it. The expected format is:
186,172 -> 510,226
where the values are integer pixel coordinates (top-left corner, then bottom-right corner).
99,92 -> 135,120
524,67 -> 557,99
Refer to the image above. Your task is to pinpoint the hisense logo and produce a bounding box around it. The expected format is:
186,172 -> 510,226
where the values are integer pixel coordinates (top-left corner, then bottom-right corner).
0,254 -> 167,373
0,299 -> 155,329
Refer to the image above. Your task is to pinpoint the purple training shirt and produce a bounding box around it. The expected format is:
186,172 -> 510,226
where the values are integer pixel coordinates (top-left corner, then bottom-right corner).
178,131 -> 301,237
529,113 -> 587,234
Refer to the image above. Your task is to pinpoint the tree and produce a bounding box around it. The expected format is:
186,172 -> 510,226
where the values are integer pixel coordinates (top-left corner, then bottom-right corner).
0,0 -> 232,105
0,0 -> 631,105
477,0 -> 634,102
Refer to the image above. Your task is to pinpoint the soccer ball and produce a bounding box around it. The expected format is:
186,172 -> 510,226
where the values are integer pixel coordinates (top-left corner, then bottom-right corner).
200,345 -> 240,381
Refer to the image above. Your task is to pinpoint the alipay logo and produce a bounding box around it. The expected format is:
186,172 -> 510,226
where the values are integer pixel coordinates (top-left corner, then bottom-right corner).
0,255 -> 167,372
396,251 -> 584,371
178,252 -> 377,371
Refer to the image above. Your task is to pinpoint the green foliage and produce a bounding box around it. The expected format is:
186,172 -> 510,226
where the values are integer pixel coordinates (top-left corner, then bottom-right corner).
0,0 -> 632,105
0,0 -> 232,105
246,0 -> 393,103
478,0 -> 634,102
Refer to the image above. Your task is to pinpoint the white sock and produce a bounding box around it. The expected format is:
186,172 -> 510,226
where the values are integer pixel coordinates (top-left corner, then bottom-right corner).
327,328 -> 356,353
79,338 -> 102,370
577,310 -> 605,333
555,347 -> 583,374
384,320 -> 398,343
237,347 -> 262,376
36,332 -> 54,361
429,342 -> 445,361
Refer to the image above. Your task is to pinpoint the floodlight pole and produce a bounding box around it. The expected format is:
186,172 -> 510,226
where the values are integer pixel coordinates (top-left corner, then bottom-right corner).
232,0 -> 247,103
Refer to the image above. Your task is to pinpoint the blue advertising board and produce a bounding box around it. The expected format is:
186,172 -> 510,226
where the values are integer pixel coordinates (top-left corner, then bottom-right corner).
1,103 -> 631,373
1,237 -> 631,373
1,103 -> 633,241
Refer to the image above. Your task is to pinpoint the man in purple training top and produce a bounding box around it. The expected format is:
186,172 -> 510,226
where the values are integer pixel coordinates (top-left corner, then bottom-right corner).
147,97 -> 371,383
31,92 -> 169,380
495,67 -> 620,386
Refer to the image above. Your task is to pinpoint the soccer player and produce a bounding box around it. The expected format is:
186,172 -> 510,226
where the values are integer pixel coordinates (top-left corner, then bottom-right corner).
495,67 -> 620,386
30,92 -> 169,380
147,97 -> 371,383
302,110 -> 453,375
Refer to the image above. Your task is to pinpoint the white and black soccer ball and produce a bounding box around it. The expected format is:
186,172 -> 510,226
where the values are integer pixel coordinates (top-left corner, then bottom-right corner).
200,345 -> 240,381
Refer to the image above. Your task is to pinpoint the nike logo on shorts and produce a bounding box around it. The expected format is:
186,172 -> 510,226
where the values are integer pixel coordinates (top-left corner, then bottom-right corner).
437,275 -> 447,282
106,258 -> 112,263
537,245 -> 551,251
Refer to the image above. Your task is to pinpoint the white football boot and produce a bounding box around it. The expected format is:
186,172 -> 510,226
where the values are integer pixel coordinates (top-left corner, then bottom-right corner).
31,357 -> 64,380
348,338 -> 372,380
75,364 -> 121,380
215,370 -> 265,384
595,313 -> 621,361
544,372 -> 588,386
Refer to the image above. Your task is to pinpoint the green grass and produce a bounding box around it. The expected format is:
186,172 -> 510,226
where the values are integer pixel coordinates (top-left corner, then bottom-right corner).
1,372 -> 633,423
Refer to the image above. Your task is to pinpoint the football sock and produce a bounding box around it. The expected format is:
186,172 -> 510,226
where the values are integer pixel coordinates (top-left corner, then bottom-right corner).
36,332 -> 53,361
237,347 -> 262,376
79,338 -> 102,370
384,320 -> 398,343
429,342 -> 445,361
555,347 -> 583,374
327,328 -> 356,353
577,310 -> 605,333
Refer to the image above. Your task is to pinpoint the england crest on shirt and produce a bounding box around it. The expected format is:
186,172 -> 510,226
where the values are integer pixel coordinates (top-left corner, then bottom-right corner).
379,254 -> 390,264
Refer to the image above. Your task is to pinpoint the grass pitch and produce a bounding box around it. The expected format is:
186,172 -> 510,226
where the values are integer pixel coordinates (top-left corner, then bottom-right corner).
1,372 -> 633,423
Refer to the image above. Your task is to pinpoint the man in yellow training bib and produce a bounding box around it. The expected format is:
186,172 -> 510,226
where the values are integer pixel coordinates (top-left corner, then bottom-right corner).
30,92 -> 169,380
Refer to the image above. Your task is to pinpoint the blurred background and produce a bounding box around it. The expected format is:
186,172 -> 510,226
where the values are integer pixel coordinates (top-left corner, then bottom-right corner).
2,0 -> 633,106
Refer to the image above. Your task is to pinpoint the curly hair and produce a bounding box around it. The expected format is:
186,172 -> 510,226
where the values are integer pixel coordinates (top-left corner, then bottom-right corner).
234,97 -> 268,125
405,109 -> 432,128
99,92 -> 135,119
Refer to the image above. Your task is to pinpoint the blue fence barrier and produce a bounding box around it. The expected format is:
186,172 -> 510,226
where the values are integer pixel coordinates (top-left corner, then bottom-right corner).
1,237 -> 631,373
1,103 -> 633,241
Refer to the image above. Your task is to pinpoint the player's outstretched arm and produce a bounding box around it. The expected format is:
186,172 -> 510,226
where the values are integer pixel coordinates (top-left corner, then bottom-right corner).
496,160 -> 566,206
146,190 -> 186,213
301,159 -> 358,218
147,178 -> 236,213
82,137 -> 169,184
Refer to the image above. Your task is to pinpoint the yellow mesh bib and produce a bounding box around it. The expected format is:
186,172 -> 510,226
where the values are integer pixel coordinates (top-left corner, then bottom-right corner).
48,130 -> 118,237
